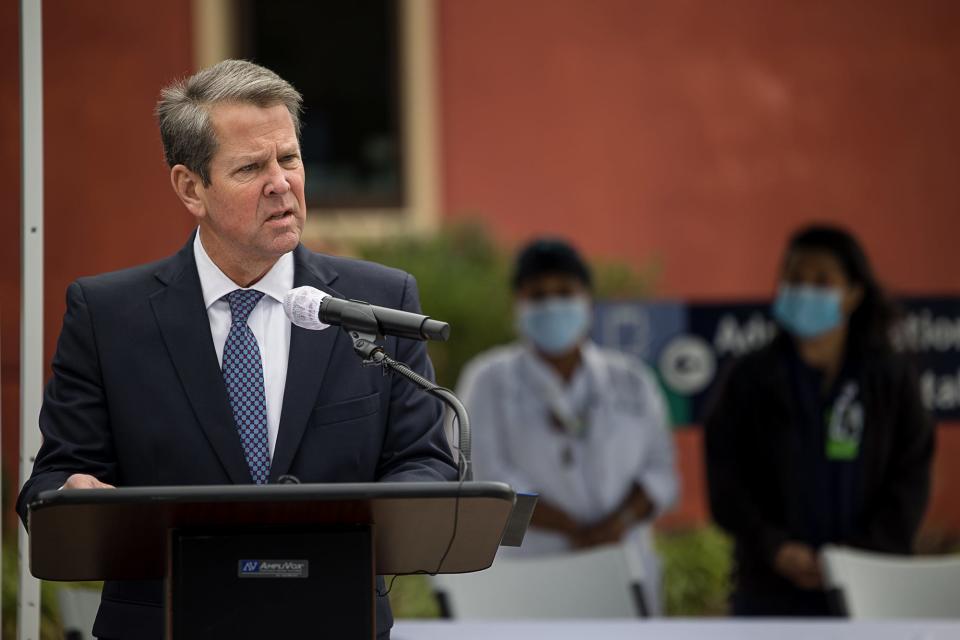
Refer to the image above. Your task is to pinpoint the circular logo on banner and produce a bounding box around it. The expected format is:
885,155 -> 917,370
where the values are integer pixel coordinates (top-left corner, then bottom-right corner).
659,335 -> 717,395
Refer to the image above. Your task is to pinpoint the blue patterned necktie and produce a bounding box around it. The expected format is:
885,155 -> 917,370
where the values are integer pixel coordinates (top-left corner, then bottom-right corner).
222,289 -> 271,484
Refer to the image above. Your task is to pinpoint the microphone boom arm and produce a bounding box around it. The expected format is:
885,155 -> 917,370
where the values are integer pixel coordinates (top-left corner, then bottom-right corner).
348,329 -> 472,482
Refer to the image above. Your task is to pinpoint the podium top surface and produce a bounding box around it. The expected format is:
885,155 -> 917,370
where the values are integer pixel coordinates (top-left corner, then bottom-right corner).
28,481 -> 516,582
30,481 -> 514,508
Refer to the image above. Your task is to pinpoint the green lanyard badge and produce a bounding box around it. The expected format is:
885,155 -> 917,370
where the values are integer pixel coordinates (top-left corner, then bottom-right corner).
825,381 -> 864,461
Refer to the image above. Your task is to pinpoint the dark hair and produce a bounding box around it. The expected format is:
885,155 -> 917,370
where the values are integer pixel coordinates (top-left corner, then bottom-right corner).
782,224 -> 897,354
511,238 -> 593,291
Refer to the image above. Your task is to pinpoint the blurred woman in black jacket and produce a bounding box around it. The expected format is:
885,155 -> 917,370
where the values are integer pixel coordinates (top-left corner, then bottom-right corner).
705,225 -> 934,616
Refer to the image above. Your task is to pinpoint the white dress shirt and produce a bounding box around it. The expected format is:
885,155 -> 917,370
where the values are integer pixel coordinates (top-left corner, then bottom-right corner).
457,341 -> 679,614
193,230 -> 293,459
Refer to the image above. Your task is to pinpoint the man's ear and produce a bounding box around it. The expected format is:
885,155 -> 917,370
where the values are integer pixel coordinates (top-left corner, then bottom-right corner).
170,165 -> 207,221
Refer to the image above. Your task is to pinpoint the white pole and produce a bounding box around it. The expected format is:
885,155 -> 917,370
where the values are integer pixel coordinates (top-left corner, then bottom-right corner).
19,0 -> 44,639
1,308 -> 3,638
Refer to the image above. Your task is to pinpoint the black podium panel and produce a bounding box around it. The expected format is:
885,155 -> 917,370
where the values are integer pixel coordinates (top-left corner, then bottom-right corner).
170,527 -> 374,640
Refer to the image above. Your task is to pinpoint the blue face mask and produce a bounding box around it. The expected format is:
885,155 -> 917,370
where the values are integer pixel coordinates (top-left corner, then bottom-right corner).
772,284 -> 844,338
517,297 -> 592,356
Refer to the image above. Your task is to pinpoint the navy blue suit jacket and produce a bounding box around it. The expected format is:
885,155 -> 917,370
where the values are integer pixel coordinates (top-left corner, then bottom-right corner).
17,235 -> 457,639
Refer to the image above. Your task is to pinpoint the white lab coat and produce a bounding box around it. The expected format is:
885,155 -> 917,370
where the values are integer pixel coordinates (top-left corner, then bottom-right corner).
456,341 -> 679,615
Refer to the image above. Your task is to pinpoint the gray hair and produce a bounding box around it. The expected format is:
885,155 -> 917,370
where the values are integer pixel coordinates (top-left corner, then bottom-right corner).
156,59 -> 303,185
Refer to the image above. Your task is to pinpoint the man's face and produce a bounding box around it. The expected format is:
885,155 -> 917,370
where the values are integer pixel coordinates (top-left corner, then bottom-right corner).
193,102 -> 307,266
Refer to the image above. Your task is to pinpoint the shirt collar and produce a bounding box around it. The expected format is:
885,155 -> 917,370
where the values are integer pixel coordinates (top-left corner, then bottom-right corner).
193,228 -> 295,309
519,340 -> 600,388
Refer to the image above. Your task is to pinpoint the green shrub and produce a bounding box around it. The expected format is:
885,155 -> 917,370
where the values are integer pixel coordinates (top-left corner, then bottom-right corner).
2,542 -> 69,640
657,526 -> 733,616
354,221 -> 514,388
386,574 -> 442,619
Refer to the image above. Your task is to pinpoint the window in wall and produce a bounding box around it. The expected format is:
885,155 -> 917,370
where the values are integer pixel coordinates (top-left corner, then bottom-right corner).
238,0 -> 404,209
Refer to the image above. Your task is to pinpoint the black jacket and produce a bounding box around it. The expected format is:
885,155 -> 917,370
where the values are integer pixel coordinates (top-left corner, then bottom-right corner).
704,337 -> 934,593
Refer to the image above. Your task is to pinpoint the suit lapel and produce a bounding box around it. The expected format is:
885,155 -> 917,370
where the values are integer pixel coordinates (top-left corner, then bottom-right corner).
150,237 -> 253,484
269,245 -> 342,481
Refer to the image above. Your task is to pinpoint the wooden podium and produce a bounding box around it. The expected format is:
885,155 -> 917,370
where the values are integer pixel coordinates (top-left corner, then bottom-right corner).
27,481 -> 532,639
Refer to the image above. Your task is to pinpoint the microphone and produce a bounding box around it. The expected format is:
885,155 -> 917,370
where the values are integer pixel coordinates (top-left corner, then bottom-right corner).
283,286 -> 450,342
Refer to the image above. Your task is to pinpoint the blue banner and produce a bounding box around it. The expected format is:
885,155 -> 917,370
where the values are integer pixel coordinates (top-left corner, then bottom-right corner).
592,297 -> 960,425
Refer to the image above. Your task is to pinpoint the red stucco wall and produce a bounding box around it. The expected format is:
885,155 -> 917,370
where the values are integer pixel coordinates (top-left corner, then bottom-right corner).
0,0 -> 22,498
1,0 -> 196,490
439,0 -> 960,298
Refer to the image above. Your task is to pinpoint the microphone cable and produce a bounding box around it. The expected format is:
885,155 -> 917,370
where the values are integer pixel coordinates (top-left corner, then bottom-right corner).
376,413 -> 467,598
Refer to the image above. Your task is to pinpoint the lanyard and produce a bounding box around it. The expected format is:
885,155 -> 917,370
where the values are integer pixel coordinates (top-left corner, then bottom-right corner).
825,381 -> 864,461
522,351 -> 598,466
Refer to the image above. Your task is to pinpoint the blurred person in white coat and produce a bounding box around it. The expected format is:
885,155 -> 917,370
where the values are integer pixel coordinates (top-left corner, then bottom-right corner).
456,238 -> 679,615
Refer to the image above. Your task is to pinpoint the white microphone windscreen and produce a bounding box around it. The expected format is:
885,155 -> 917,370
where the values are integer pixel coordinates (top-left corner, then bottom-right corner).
283,286 -> 331,331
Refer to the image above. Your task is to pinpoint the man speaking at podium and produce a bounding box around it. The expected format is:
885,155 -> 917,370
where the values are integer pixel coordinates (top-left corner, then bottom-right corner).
16,60 -> 456,639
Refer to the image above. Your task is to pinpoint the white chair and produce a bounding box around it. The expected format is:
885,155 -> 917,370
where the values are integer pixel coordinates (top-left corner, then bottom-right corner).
432,542 -> 647,619
58,585 -> 102,640
821,544 -> 960,619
